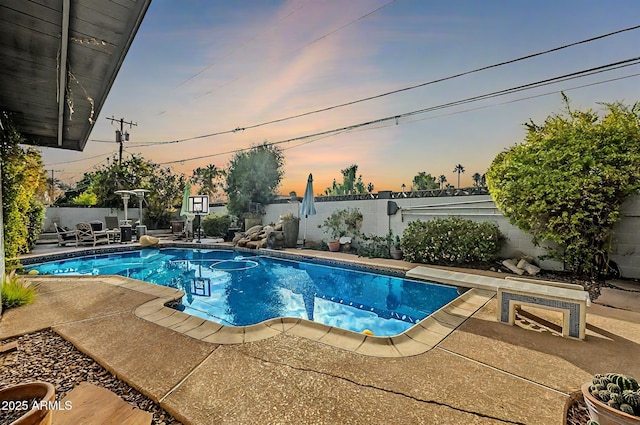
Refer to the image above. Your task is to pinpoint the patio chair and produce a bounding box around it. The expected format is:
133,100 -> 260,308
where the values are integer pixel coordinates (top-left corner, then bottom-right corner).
104,216 -> 120,230
105,216 -> 121,243
54,223 -> 78,247
76,222 -> 110,247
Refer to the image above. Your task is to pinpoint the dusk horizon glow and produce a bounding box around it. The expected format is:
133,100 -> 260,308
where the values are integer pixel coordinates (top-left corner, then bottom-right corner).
40,0 -> 640,196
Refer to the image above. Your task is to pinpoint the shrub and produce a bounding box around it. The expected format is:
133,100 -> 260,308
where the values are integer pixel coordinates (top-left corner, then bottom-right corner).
401,217 -> 504,265
487,99 -> 640,277
319,208 -> 363,241
1,271 -> 36,309
201,214 -> 232,237
358,230 -> 393,259
2,117 -> 48,265
25,198 -> 45,252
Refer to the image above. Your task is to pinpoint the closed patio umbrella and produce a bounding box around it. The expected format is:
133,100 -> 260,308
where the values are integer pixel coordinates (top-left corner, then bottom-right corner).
299,173 -> 316,247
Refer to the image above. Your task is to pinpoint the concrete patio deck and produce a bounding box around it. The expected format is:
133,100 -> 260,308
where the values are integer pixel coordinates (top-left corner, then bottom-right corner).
3,244 -> 640,424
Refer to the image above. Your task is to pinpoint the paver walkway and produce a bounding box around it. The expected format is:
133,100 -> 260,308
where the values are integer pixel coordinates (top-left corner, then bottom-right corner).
3,249 -> 640,424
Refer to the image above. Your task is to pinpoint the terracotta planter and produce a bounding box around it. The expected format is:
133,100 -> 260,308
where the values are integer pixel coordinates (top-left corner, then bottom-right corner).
327,241 -> 341,252
0,382 -> 56,425
582,383 -> 640,425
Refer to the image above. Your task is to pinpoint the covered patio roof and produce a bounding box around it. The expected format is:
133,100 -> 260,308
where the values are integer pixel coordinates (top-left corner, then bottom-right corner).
0,0 -> 152,151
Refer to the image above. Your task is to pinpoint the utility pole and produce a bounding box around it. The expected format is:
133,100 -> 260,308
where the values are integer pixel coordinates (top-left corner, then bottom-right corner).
48,169 -> 62,205
106,116 -> 137,165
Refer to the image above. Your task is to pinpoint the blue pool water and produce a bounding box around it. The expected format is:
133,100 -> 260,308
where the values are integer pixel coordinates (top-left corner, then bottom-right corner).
25,248 -> 459,336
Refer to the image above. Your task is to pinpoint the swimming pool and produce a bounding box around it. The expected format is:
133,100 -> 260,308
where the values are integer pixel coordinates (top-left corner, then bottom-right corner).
25,248 -> 459,336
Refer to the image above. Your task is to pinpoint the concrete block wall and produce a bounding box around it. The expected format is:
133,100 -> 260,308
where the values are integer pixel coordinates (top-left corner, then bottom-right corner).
611,197 -> 640,278
44,207 -> 128,232
44,193 -> 640,277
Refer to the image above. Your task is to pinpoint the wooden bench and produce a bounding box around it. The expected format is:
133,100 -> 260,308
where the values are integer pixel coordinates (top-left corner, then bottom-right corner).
406,266 -> 590,340
52,382 -> 152,425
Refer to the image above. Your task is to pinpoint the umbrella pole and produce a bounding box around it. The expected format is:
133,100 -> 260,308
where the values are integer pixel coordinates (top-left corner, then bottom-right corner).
303,214 -> 308,247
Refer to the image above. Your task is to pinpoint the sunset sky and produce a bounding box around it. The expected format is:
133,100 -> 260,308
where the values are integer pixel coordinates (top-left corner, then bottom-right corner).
40,0 -> 640,196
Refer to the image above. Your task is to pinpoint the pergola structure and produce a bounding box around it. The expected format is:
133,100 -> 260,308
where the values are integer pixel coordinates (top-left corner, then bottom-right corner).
0,0 -> 153,302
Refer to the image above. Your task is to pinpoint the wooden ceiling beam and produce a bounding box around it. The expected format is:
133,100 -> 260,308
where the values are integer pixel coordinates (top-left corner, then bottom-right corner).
57,0 -> 70,147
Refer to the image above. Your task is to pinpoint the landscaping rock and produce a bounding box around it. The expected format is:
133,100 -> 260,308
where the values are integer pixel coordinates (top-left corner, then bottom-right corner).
139,235 -> 160,247
266,231 -> 285,249
232,232 -> 244,244
520,261 -> 541,276
246,225 -> 263,236
502,259 -> 525,275
0,330 -> 181,425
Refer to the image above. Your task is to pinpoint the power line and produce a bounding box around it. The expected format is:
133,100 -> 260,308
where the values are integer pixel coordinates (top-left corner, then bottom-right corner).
125,24 -> 640,148
54,71 -> 640,187
44,151 -> 117,166
156,57 -> 640,165
400,71 -> 640,125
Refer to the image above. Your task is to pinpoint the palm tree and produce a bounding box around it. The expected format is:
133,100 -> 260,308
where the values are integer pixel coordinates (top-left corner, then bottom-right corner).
453,164 -> 465,188
191,164 -> 224,197
472,172 -> 482,187
438,175 -> 447,189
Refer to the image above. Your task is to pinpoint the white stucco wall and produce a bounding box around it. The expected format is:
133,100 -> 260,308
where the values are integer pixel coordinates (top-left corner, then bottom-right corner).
44,193 -> 640,277
44,207 -> 127,231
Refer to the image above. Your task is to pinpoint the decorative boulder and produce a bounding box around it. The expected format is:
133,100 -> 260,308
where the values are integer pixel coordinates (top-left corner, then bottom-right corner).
246,225 -> 263,236
266,231 -> 285,249
139,235 -> 160,247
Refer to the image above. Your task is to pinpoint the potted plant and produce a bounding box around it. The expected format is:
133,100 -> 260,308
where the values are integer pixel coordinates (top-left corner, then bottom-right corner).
0,381 -> 56,425
390,235 -> 403,260
319,208 -> 362,252
582,373 -> 640,425
280,212 -> 300,248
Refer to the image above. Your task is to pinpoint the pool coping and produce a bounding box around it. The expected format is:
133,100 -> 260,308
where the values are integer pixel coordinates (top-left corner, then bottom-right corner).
21,243 -> 497,357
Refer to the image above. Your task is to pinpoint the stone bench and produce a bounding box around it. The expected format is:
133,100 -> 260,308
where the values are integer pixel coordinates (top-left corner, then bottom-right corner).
406,266 -> 590,339
497,279 -> 588,339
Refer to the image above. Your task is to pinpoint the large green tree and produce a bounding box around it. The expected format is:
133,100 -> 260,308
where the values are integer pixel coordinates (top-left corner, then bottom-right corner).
487,99 -> 640,276
411,172 -> 439,190
89,155 -> 155,207
145,166 -> 186,228
56,153 -> 186,229
224,142 -> 285,217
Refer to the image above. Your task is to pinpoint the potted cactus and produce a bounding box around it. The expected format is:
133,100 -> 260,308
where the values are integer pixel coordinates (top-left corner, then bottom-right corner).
582,373 -> 640,425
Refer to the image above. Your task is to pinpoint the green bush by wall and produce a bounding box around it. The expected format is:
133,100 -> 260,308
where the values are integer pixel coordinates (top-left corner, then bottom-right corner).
401,217 -> 504,265
201,214 -> 232,238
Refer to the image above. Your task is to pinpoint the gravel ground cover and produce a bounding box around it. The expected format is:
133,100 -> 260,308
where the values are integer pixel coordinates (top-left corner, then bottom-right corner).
0,329 -> 181,425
